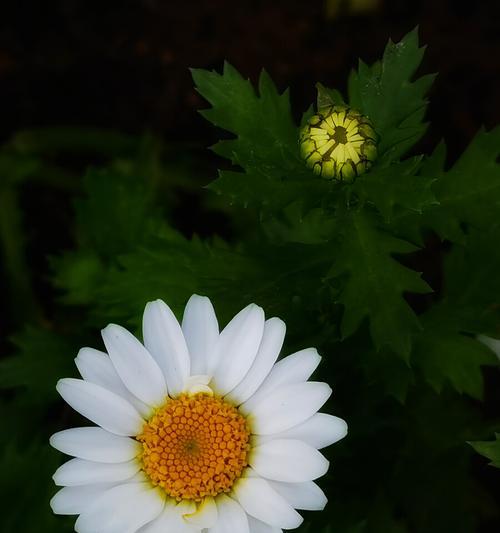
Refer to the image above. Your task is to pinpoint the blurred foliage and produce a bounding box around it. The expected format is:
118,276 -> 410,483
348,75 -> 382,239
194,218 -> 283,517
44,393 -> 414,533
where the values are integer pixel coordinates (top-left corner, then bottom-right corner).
0,28 -> 499,532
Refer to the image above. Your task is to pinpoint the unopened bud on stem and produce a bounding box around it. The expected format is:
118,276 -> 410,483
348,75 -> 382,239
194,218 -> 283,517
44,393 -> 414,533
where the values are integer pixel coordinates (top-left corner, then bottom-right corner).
300,105 -> 378,182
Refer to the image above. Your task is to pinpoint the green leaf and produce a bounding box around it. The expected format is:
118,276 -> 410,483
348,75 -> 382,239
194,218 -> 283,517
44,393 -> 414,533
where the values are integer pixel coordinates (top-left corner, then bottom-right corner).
442,226 -> 500,327
263,202 -> 336,245
51,141 -> 191,307
192,63 -> 312,209
394,142 -> 465,244
470,434 -> 500,468
329,210 -> 430,356
193,63 -> 298,169
75,167 -> 166,259
211,169 -> 328,211
0,442 -> 71,532
352,156 -> 437,221
392,388 -> 493,533
429,127 -> 500,239
348,28 -> 436,161
86,226 -> 332,342
413,319 -> 496,399
412,227 -> 500,398
51,250 -> 105,306
0,326 -> 75,399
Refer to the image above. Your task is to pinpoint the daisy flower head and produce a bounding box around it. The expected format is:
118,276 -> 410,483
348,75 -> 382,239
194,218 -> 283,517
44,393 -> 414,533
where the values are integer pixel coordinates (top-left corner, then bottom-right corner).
50,295 -> 347,533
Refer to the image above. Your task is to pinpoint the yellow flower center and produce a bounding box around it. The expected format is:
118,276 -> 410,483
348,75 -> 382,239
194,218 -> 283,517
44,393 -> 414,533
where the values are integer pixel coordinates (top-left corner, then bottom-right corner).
137,393 -> 251,502
300,105 -> 378,182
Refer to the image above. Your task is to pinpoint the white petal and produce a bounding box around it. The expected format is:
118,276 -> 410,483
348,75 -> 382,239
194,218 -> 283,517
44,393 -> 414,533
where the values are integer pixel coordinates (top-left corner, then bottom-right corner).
75,482 -> 165,533
183,496 -> 217,529
247,516 -> 282,533
56,378 -> 144,436
233,477 -> 302,530
208,495 -> 249,533
250,439 -> 329,482
249,382 -> 332,435
50,427 -> 141,463
182,294 -> 219,375
139,500 -> 198,533
241,348 -> 321,415
267,480 -> 327,511
143,300 -> 190,397
75,347 -> 151,417
226,318 -> 286,405
53,458 -> 140,486
258,413 -> 348,449
50,483 -> 117,515
101,324 -> 168,407
211,304 -> 265,395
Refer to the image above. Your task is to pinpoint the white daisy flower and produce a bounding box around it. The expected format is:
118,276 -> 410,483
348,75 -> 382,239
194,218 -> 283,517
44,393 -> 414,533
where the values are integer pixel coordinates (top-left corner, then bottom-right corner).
50,295 -> 347,533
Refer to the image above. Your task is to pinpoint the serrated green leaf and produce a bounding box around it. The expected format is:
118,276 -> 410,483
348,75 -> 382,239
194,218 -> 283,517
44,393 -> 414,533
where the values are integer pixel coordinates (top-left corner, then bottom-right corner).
193,63 -> 299,170
348,28 -> 436,161
210,169 -> 328,211
430,127 -> 500,238
402,129 -> 500,242
51,250 -> 105,306
0,442 -> 70,532
263,202 -> 336,245
412,227 -> 500,398
413,323 -> 496,399
75,167 -> 165,259
353,156 -> 437,221
443,226 -> 500,325
192,63 -> 312,209
392,388 -> 493,533
0,326 -> 75,398
395,142 -> 463,244
87,226 -> 332,343
470,434 -> 500,468
329,210 -> 430,356
210,169 -> 332,212
92,233 -> 202,326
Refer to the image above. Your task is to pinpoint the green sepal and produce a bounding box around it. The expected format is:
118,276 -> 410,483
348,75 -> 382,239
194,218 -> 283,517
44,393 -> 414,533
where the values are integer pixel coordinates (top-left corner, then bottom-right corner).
316,82 -> 346,109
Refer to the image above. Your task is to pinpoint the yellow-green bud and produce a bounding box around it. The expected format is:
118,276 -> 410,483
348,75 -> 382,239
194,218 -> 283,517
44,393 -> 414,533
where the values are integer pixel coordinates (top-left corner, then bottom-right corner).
300,105 -> 378,182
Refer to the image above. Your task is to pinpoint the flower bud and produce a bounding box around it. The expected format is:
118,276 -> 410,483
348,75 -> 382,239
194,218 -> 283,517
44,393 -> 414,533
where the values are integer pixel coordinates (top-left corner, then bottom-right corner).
300,105 -> 378,182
